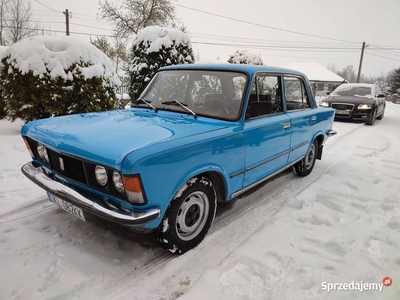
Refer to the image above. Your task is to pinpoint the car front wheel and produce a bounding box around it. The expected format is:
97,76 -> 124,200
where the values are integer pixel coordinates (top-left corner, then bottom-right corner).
155,177 -> 217,254
377,107 -> 385,120
293,139 -> 317,177
366,108 -> 377,125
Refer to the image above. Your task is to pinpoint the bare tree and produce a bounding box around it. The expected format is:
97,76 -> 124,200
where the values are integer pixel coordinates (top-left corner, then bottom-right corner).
0,0 -> 9,45
91,36 -> 128,73
6,0 -> 35,44
337,65 -> 357,83
99,0 -> 176,38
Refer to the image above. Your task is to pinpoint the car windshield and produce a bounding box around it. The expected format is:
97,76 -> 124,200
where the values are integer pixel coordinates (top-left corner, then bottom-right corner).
331,85 -> 372,97
138,70 -> 248,120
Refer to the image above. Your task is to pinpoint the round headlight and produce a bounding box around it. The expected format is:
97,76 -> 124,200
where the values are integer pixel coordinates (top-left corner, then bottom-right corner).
37,143 -> 49,164
112,171 -> 125,193
95,165 -> 108,186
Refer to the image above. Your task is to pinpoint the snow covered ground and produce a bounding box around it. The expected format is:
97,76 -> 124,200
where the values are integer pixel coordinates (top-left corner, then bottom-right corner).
1,103 -> 400,300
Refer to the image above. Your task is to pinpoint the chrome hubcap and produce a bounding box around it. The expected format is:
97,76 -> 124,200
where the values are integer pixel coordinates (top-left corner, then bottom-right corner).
176,191 -> 209,241
305,143 -> 316,169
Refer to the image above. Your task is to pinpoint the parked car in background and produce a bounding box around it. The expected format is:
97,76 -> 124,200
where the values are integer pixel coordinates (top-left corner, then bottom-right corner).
21,64 -> 336,254
319,83 -> 386,125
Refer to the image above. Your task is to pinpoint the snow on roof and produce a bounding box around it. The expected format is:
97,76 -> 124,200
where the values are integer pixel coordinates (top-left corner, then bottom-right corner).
282,62 -> 345,83
3,36 -> 120,86
133,26 -> 191,54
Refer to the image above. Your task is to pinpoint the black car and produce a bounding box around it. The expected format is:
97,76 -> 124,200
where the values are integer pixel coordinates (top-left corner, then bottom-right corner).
319,83 -> 386,125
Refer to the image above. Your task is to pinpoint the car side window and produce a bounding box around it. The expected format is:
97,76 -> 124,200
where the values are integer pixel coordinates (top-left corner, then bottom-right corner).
284,76 -> 311,111
246,75 -> 283,119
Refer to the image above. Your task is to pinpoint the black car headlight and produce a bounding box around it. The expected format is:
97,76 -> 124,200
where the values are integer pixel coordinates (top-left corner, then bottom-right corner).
319,101 -> 329,107
358,104 -> 372,110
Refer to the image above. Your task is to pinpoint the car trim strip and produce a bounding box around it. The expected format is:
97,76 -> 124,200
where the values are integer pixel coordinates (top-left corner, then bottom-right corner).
246,150 -> 291,172
291,141 -> 309,152
21,162 -> 160,226
230,156 -> 305,199
230,142 -> 309,179
229,169 -> 246,178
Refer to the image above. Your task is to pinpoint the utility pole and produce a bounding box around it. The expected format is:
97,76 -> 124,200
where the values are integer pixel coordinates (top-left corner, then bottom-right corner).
357,41 -> 366,83
63,9 -> 71,36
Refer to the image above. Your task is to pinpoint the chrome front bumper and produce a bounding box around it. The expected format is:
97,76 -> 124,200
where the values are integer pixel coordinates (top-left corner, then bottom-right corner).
21,162 -> 161,226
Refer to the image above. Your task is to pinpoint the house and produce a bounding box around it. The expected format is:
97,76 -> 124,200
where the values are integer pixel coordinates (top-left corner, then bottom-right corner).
282,62 -> 347,97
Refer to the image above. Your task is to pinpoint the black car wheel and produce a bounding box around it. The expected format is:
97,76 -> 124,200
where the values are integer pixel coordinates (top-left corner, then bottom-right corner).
366,108 -> 377,125
376,107 -> 385,120
293,139 -> 318,177
155,177 -> 217,254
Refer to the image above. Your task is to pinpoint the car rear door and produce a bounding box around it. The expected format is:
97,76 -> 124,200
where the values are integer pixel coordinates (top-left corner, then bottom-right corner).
283,75 -> 316,164
243,74 -> 291,187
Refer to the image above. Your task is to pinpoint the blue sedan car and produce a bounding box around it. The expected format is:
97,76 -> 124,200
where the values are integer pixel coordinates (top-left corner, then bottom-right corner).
21,64 -> 336,253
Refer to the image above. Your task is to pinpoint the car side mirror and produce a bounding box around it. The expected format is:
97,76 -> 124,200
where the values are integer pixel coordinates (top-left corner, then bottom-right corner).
377,93 -> 385,98
326,91 -> 331,95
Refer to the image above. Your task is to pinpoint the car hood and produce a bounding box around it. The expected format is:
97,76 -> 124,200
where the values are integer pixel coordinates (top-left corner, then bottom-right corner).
325,95 -> 375,105
22,109 -> 228,169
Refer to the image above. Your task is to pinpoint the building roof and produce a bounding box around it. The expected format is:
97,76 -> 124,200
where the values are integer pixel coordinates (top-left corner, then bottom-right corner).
282,62 -> 346,83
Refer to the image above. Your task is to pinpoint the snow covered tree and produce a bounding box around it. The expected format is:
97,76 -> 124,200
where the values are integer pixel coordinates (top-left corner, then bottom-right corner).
128,26 -> 194,96
100,0 -> 175,38
0,36 -> 120,122
228,49 -> 263,65
388,68 -> 400,94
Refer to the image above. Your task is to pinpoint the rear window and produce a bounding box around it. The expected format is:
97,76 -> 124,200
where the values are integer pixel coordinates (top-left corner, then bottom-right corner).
331,85 -> 372,97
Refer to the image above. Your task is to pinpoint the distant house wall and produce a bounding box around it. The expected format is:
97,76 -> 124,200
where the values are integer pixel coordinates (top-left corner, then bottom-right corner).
310,81 -> 345,97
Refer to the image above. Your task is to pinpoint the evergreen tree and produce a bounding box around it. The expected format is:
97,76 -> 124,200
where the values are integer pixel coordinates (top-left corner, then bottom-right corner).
228,49 -> 263,65
388,68 -> 400,94
128,26 -> 194,96
0,36 -> 119,122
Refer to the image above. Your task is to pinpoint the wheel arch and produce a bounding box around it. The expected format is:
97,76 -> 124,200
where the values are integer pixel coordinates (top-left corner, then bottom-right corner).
313,133 -> 325,160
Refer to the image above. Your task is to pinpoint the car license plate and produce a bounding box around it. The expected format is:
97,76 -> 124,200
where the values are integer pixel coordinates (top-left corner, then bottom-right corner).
47,192 -> 86,222
335,109 -> 350,115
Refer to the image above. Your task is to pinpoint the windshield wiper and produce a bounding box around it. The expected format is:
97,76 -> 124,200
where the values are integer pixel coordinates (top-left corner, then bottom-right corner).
133,99 -> 158,112
161,100 -> 197,118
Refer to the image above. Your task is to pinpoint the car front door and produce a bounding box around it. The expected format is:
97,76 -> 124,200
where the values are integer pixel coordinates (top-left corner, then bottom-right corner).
243,74 -> 291,187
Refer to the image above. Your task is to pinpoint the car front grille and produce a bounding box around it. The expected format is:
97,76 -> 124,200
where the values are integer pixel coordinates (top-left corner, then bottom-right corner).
46,148 -> 87,184
27,138 -> 87,185
331,103 -> 354,117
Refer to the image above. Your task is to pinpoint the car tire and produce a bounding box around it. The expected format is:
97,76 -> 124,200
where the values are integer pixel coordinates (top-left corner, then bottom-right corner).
293,139 -> 317,177
155,177 -> 217,254
366,108 -> 377,125
376,107 -> 385,120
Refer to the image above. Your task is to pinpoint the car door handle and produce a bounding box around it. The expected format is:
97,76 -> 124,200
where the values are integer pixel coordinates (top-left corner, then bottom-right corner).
311,116 -> 317,121
282,122 -> 291,129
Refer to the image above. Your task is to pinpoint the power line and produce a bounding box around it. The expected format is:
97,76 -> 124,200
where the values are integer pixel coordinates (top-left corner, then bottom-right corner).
175,3 -> 361,44
365,51 -> 400,63
191,41 -> 360,52
70,22 -> 111,31
33,0 -> 62,14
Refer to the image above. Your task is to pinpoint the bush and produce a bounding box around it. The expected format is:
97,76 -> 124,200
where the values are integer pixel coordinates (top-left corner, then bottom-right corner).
0,36 -> 120,122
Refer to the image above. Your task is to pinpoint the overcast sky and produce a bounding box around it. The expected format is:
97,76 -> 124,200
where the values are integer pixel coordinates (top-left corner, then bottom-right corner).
31,0 -> 400,77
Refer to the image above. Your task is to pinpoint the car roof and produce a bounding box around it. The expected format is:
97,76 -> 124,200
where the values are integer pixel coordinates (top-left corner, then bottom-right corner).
160,63 -> 308,78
